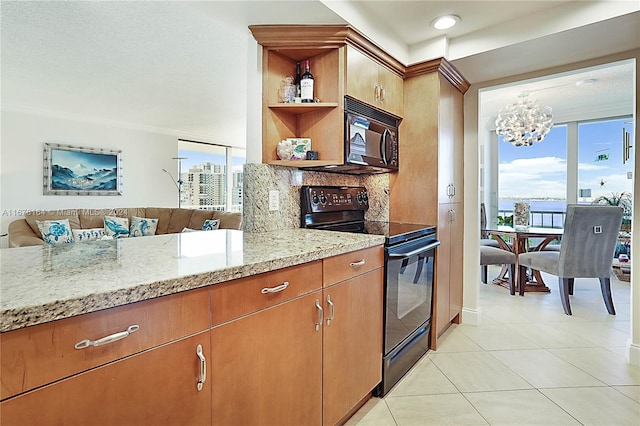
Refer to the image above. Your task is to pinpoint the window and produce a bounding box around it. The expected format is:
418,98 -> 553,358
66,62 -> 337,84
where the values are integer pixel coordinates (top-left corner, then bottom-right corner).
498,124 -> 567,226
578,117 -> 634,202
177,140 -> 245,212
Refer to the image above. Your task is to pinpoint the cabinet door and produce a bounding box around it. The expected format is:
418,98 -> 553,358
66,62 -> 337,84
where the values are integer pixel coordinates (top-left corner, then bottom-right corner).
212,291 -> 323,426
448,202 -> 464,322
346,45 -> 379,108
1,332 -> 212,426
438,75 -> 463,203
378,65 -> 403,117
323,269 -> 383,426
435,204 -> 452,338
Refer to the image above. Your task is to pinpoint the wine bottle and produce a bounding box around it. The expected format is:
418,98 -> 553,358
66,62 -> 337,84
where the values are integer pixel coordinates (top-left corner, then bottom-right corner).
300,59 -> 314,103
294,62 -> 302,103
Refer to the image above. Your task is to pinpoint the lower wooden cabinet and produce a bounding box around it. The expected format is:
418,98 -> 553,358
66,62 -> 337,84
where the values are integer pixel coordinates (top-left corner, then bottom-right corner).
211,290 -> 323,426
322,268 -> 383,426
0,332 -> 212,426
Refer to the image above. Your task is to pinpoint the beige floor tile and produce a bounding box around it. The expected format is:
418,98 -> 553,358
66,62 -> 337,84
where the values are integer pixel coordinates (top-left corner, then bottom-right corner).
504,323 -> 597,348
464,389 -> 581,425
456,324 -> 540,351
386,357 -> 458,397
549,347 -> 640,386
344,398 -> 397,426
553,320 -> 631,347
540,387 -> 640,425
385,394 -> 488,425
432,325 -> 485,353
613,385 -> 640,403
430,352 -> 532,392
491,349 -> 606,388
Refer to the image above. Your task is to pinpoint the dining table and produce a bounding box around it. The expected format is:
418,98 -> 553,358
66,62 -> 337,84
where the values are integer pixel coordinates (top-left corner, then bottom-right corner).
484,226 -> 564,293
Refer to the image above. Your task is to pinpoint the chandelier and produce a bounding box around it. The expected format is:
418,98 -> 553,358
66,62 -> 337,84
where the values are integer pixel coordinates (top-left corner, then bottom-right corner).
495,93 -> 554,146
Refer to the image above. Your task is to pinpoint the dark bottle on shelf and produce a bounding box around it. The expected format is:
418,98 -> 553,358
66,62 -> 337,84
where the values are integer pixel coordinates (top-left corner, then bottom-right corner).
294,62 -> 302,102
300,59 -> 314,103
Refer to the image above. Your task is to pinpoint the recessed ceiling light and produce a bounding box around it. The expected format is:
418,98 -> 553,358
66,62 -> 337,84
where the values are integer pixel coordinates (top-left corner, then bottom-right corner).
576,78 -> 597,86
432,15 -> 460,30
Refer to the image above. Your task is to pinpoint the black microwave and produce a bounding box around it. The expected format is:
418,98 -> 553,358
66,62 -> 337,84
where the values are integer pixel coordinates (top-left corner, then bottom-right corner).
344,97 -> 399,172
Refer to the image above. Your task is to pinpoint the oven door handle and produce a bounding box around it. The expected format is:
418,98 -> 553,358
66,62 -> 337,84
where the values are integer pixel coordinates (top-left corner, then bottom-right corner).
388,241 -> 440,259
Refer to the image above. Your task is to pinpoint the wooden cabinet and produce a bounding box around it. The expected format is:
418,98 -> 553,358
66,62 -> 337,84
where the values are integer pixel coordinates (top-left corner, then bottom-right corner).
322,267 -> 383,426
1,332 -> 212,426
389,59 -> 468,349
210,247 -> 383,426
249,25 -> 405,169
211,291 -> 323,426
1,287 -> 210,400
346,45 -> 403,117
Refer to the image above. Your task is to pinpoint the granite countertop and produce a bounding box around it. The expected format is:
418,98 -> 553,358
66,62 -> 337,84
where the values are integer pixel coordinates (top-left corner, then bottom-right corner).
0,229 -> 385,332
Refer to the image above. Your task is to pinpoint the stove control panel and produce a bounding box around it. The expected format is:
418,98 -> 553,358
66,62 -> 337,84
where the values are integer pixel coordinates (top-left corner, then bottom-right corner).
301,186 -> 369,213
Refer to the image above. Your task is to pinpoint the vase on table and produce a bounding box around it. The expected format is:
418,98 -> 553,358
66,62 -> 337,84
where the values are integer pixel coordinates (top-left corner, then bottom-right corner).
513,202 -> 530,231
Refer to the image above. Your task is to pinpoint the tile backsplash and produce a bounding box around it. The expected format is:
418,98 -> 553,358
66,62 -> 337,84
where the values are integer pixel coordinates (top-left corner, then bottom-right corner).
243,163 -> 389,232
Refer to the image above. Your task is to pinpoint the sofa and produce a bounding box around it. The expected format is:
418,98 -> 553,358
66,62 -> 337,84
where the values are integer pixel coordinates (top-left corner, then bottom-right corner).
8,207 -> 243,248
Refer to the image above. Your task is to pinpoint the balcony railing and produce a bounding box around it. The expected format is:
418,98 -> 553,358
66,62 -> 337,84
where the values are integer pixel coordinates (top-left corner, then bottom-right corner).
498,209 -> 566,229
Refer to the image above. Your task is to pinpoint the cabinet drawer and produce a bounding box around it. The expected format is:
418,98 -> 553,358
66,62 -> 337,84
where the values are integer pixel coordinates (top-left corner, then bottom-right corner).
323,246 -> 384,286
211,260 -> 322,326
1,287 -> 210,400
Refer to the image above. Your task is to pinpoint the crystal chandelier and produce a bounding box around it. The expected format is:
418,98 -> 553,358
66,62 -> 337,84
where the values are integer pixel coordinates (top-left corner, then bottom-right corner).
495,93 -> 554,146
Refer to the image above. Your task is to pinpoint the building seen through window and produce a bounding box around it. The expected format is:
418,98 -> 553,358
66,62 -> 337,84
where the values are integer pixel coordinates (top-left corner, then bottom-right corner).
177,140 -> 245,212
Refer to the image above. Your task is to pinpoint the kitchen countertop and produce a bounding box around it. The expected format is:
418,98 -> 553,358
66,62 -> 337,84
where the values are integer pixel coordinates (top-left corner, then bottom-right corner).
0,229 -> 385,332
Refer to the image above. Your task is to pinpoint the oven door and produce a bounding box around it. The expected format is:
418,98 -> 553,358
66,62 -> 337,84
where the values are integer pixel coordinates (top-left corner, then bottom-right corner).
384,236 -> 439,354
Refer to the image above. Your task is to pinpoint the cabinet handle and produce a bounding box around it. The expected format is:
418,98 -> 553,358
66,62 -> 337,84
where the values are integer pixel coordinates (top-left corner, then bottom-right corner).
380,86 -> 386,102
196,344 -> 206,392
315,299 -> 323,332
74,324 -> 140,350
326,295 -> 335,326
261,281 -> 289,294
374,84 -> 380,101
350,259 -> 366,267
449,209 -> 456,222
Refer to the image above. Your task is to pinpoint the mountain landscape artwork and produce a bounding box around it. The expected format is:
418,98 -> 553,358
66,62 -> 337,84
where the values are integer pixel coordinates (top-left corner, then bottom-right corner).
44,143 -> 122,195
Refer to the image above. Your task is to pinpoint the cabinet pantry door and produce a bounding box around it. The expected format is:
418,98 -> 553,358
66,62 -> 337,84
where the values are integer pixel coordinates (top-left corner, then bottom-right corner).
211,291 -> 323,426
0,332 -> 212,426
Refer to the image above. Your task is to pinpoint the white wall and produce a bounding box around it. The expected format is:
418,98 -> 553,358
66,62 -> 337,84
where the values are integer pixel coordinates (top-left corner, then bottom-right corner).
0,110 -> 179,246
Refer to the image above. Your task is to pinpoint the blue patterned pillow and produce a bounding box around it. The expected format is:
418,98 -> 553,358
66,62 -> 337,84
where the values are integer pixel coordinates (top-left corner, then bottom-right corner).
129,216 -> 158,237
36,219 -> 75,245
202,219 -> 220,231
72,227 -> 105,242
104,216 -> 129,238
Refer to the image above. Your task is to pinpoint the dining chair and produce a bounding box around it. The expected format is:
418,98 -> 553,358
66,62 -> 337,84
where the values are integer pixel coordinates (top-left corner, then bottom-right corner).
518,205 -> 623,315
480,202 -> 500,247
480,246 -> 517,295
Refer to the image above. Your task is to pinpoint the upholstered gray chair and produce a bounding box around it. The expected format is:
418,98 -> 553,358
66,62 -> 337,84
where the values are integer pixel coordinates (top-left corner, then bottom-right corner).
480,202 -> 501,248
480,246 -> 517,295
518,205 -> 623,315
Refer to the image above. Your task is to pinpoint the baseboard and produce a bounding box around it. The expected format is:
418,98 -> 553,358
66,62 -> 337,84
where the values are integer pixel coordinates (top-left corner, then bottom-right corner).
626,339 -> 640,367
461,306 -> 482,326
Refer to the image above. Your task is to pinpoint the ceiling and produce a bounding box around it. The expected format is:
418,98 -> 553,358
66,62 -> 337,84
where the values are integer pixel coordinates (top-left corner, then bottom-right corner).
1,1 -> 638,146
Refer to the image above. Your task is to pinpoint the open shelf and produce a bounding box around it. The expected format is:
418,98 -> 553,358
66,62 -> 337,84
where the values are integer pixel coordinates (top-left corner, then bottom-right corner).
268,102 -> 338,114
267,160 -> 341,168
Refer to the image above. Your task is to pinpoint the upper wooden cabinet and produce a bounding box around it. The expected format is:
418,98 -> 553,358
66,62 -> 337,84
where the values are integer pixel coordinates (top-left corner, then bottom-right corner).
346,45 -> 403,117
249,25 -> 405,168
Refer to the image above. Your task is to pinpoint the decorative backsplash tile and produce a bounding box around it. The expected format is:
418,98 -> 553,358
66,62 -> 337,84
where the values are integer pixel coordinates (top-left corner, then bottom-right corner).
243,164 -> 389,232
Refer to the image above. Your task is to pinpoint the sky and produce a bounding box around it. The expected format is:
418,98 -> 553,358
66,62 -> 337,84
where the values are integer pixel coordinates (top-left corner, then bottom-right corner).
499,117 -> 634,201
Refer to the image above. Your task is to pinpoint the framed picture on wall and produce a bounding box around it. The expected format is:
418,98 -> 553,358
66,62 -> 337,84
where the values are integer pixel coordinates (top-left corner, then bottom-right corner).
43,143 -> 123,195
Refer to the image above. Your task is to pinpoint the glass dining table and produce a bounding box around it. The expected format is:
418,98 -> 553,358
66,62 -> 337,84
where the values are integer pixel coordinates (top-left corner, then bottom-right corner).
483,226 -> 564,293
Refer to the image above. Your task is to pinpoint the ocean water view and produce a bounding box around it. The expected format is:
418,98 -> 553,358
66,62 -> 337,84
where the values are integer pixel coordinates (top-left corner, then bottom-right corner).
498,199 -> 568,228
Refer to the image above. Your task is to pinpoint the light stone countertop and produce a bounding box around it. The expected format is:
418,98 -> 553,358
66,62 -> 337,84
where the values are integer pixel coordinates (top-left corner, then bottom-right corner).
0,229 -> 385,332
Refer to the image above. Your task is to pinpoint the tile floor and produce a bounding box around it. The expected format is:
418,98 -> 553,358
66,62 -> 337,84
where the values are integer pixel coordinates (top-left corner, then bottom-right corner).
346,268 -> 640,425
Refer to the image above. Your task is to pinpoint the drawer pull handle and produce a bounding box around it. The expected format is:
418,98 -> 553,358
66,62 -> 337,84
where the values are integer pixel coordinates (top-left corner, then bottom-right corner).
196,344 -> 206,392
315,299 -> 323,332
261,281 -> 289,294
74,324 -> 140,350
350,259 -> 366,267
326,295 -> 334,326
